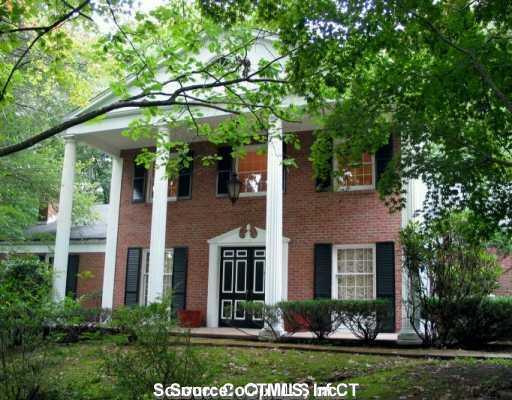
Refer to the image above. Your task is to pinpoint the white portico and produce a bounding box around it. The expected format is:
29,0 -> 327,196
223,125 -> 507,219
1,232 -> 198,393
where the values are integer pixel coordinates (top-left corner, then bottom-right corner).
52,112 -> 308,317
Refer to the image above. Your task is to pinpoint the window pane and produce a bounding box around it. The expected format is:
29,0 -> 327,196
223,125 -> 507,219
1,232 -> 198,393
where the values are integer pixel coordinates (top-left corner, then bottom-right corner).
238,149 -> 267,193
164,249 -> 174,274
341,153 -> 373,187
168,179 -> 178,198
336,247 -> 374,300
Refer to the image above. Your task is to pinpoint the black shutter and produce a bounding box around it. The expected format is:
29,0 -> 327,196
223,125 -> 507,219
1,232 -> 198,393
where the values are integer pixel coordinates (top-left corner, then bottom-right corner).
314,244 -> 332,299
177,151 -> 193,199
65,254 -> 79,299
172,247 -> 188,314
124,248 -> 142,306
217,146 -> 233,195
132,163 -> 147,203
375,135 -> 393,184
315,137 -> 333,192
376,242 -> 396,333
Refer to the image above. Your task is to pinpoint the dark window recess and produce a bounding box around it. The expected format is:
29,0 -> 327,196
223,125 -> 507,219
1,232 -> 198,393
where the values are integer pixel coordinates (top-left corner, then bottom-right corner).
132,164 -> 147,203
375,135 -> 394,185
177,152 -> 194,199
217,146 -> 233,195
314,243 -> 332,299
376,242 -> 396,333
65,255 -> 80,299
171,247 -> 188,314
124,248 -> 142,306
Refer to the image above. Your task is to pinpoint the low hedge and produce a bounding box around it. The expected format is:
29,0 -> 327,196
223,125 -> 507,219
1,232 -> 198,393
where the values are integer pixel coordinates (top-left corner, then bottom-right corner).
279,299 -> 389,342
423,296 -> 512,348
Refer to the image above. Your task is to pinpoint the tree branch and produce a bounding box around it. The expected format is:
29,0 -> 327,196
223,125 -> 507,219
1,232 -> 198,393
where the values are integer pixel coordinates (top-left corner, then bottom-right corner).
412,11 -> 512,114
0,0 -> 92,103
0,73 -> 283,156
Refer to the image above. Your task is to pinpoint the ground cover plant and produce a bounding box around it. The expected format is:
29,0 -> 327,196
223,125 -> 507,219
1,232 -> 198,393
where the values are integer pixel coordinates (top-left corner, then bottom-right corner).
38,338 -> 512,400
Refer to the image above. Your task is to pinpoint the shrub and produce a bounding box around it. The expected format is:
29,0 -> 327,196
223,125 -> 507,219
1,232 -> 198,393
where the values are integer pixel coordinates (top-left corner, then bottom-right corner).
104,297 -> 205,399
336,300 -> 389,344
0,255 -> 54,400
47,297 -> 112,343
279,300 -> 340,339
400,213 -> 503,347
240,301 -> 281,339
279,299 -> 389,342
424,296 -> 512,348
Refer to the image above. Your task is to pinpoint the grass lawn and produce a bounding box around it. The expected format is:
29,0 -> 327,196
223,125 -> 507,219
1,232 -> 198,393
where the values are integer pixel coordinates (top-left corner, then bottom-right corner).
43,337 -> 512,399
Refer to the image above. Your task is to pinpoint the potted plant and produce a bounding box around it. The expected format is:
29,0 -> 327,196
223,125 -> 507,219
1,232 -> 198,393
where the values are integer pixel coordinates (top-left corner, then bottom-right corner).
177,309 -> 203,328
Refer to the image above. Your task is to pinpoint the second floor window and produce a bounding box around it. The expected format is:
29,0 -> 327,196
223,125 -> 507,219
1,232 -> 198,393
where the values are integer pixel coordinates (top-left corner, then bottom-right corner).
237,146 -> 267,195
217,145 -> 268,196
334,152 -> 375,191
132,153 -> 193,203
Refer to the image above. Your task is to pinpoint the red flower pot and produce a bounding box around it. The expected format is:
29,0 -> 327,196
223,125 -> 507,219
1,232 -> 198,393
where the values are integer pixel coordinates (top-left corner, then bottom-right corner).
284,312 -> 309,332
177,310 -> 203,328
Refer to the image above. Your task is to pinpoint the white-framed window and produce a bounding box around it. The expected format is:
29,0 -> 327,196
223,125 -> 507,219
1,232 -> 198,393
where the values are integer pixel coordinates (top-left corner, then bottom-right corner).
236,144 -> 267,196
332,244 -> 376,300
139,248 -> 174,306
333,152 -> 375,191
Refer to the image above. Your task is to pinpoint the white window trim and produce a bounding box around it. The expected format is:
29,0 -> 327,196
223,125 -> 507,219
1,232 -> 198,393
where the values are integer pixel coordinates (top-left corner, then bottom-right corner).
333,152 -> 375,192
331,244 -> 377,301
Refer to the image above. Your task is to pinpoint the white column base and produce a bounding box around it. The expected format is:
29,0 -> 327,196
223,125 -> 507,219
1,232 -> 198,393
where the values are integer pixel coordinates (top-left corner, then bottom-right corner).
397,329 -> 422,345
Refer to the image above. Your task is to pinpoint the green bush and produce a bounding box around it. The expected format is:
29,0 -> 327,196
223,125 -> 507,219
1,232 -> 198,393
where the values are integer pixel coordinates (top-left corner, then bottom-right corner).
279,299 -> 389,342
424,296 -> 512,348
104,297 -> 205,399
0,255 -> 54,400
279,299 -> 339,339
401,213 -> 503,347
336,300 -> 389,344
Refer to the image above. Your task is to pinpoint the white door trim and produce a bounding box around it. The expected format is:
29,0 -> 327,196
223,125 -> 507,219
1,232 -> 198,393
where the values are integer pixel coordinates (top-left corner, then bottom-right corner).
206,224 -> 289,328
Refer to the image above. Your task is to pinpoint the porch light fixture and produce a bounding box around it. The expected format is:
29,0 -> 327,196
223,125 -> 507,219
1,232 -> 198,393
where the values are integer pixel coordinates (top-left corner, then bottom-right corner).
227,173 -> 241,204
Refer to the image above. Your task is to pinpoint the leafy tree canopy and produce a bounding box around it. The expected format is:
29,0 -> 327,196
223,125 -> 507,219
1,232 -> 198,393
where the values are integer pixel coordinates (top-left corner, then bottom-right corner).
201,0 -> 512,239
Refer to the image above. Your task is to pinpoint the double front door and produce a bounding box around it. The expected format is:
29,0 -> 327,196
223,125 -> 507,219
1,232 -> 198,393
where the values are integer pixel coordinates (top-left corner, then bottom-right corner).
219,247 -> 265,328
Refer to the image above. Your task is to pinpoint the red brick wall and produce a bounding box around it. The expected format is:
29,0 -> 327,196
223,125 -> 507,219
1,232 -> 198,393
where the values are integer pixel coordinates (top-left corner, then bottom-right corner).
113,132 -> 403,331
76,252 -> 104,308
497,256 -> 512,296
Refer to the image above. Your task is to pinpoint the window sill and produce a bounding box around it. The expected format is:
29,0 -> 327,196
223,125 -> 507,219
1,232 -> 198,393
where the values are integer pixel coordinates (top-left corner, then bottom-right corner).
333,186 -> 376,195
239,192 -> 266,198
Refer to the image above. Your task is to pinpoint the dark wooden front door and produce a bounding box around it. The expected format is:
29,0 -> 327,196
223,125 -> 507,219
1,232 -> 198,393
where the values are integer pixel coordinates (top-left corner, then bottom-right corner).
219,247 -> 265,328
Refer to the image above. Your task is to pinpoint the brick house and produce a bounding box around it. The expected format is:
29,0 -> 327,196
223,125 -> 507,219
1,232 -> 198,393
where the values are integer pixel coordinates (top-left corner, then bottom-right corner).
3,37 -> 509,342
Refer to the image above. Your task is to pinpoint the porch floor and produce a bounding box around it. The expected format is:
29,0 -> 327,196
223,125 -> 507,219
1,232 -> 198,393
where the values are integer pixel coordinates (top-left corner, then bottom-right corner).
187,327 -> 398,341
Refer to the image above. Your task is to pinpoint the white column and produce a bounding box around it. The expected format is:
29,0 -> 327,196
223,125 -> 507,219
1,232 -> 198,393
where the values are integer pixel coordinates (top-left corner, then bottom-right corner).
397,179 -> 422,344
147,131 -> 169,304
53,137 -> 76,301
264,117 -> 284,333
101,155 -> 123,309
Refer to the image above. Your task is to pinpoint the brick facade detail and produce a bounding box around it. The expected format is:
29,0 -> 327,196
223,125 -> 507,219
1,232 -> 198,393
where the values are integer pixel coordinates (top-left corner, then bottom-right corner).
112,131 -> 404,331
76,252 -> 104,308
